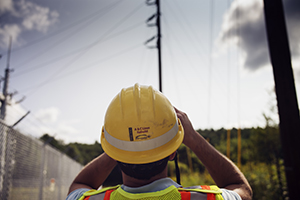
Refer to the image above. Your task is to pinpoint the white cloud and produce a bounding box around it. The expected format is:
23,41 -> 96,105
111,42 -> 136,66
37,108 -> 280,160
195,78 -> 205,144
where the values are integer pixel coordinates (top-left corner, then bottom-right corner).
35,107 -> 61,124
217,0 -> 300,72
0,0 -> 59,49
284,0 -> 300,68
58,123 -> 79,135
53,121 -> 83,143
6,105 -> 83,142
1,97 -> 82,142
292,58 -> 300,84
0,0 -> 14,14
19,0 -> 59,33
0,24 -> 22,47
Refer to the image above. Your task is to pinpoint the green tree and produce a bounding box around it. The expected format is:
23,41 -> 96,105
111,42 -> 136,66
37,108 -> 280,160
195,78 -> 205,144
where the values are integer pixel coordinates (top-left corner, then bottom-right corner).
248,115 -> 286,200
40,133 -> 65,152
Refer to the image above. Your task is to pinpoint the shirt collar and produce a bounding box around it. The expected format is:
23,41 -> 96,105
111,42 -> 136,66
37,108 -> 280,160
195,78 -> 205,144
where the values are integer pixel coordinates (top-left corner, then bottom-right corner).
121,177 -> 181,193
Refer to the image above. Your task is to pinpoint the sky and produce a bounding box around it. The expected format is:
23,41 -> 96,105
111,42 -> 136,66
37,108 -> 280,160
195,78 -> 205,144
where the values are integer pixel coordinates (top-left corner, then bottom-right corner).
0,0 -> 299,144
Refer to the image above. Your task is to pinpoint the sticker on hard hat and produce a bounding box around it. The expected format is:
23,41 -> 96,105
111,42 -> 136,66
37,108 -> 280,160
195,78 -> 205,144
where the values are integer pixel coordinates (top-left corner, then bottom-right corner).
133,127 -> 152,141
136,134 -> 151,140
128,127 -> 134,141
135,127 -> 150,133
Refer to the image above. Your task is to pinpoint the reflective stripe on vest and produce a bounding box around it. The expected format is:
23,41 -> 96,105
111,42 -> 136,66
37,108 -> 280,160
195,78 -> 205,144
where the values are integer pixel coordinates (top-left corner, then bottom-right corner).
80,185 -> 223,200
79,186 -> 120,200
179,185 -> 223,200
201,185 -> 216,200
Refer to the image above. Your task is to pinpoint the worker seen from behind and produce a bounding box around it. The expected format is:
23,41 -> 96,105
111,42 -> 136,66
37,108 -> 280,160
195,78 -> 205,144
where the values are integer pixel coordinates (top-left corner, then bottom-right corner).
66,84 -> 252,200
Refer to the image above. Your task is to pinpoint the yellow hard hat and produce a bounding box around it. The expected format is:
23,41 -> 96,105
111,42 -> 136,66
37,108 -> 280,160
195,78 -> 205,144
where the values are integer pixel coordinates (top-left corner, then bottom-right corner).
101,83 -> 184,164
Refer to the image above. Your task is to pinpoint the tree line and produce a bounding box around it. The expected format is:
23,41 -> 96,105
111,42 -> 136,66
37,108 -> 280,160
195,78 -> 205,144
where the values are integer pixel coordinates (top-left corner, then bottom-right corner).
40,115 -> 287,200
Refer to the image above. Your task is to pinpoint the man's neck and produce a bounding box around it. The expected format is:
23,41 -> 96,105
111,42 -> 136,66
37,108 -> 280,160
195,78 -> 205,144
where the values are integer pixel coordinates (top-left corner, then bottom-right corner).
122,170 -> 167,187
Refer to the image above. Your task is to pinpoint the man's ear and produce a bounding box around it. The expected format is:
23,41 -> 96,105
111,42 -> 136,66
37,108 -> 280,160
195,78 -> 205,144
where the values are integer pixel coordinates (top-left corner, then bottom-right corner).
169,151 -> 177,161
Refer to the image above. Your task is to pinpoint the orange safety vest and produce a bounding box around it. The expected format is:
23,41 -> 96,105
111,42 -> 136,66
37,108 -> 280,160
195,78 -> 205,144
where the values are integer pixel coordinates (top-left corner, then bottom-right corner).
79,185 -> 224,200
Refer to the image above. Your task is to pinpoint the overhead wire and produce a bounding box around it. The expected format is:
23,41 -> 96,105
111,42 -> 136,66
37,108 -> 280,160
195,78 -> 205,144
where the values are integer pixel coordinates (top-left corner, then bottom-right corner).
137,16 -> 156,83
164,1 -> 208,66
162,7 -> 214,119
205,1 -> 233,126
172,0 -> 228,103
160,14 -> 183,109
163,0 -> 212,106
227,0 -> 231,128
12,0 -> 124,70
11,20 -> 145,78
164,1 -> 228,122
4,2 -> 146,138
207,0 -> 214,128
9,2 -> 149,138
171,0 -> 208,60
162,2 -> 207,82
5,1 -> 241,142
168,2 -> 229,125
236,0 -> 241,128
18,2 -> 145,97
6,0 -> 123,60
168,0 -> 232,100
20,43 -> 143,94
165,0 -> 226,88
5,103 -> 54,138
140,34 -> 157,84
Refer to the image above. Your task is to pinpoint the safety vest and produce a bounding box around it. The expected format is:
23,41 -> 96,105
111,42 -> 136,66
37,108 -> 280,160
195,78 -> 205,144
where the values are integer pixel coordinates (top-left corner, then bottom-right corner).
79,185 -> 224,200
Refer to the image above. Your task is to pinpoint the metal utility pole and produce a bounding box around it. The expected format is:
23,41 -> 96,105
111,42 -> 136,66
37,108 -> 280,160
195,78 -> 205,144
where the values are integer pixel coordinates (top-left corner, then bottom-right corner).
263,0 -> 300,199
0,37 -> 12,120
145,0 -> 162,92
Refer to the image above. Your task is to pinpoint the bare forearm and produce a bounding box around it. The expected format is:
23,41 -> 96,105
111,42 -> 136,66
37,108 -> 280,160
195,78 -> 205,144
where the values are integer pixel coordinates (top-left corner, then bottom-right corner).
68,153 -> 117,194
187,130 -> 252,200
187,131 -> 249,188
175,108 -> 252,200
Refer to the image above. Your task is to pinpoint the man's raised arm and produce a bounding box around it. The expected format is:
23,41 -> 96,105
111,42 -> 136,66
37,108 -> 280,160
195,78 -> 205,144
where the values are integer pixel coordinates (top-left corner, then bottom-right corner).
68,153 -> 117,195
175,107 -> 252,200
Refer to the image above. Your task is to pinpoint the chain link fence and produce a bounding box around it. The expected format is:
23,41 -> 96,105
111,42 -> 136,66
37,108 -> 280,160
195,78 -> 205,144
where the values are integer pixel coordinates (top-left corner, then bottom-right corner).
0,121 -> 83,200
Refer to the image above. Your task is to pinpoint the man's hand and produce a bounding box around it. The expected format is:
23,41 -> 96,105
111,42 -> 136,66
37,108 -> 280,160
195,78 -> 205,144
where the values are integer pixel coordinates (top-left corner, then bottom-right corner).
174,107 -> 196,147
174,107 -> 252,200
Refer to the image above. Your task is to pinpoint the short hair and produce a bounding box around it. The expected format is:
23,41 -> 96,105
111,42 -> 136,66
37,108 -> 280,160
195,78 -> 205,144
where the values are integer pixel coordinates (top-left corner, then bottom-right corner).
117,156 -> 169,180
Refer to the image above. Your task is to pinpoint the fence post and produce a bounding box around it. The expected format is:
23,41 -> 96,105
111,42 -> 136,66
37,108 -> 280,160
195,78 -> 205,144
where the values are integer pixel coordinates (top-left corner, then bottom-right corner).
0,126 -> 8,199
38,144 -> 46,200
57,153 -> 63,200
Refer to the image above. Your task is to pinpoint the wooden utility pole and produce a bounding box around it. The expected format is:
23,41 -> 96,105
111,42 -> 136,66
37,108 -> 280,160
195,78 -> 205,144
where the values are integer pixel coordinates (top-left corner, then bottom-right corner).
226,129 -> 231,159
237,128 -> 241,168
0,37 -> 12,120
156,0 -> 162,92
263,0 -> 300,199
145,0 -> 162,92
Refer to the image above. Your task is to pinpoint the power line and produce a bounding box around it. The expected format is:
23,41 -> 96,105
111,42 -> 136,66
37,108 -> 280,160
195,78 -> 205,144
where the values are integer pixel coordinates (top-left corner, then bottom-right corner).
45,43 -> 142,84
20,42 -> 142,96
166,0 -> 208,59
166,0 -> 229,107
5,0 -> 123,59
11,20 -> 144,78
12,0 -> 124,69
16,2 -> 145,96
227,0 -> 231,127
207,0 -> 214,128
7,104 -> 56,138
